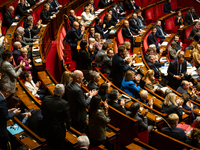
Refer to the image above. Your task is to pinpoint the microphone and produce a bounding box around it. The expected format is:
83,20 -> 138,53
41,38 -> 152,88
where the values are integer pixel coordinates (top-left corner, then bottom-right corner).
159,115 -> 172,131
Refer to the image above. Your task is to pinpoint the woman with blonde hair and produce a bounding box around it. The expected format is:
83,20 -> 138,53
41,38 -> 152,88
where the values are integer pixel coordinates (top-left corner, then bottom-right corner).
142,69 -> 158,92
94,33 -> 106,51
61,71 -> 73,100
161,92 -> 183,119
121,70 -> 141,98
81,6 -> 95,24
192,44 -> 200,70
17,47 -> 31,71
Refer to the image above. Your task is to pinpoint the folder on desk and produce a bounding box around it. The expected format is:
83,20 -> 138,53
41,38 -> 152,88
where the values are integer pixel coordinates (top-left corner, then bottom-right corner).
7,124 -> 24,135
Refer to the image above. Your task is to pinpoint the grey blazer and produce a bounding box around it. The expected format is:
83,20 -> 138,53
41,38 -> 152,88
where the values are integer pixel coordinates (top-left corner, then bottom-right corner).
0,60 -> 22,92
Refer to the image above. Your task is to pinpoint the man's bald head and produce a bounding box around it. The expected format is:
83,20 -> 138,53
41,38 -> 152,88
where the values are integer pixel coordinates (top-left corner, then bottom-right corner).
70,10 -> 75,15
13,41 -> 21,49
8,6 -> 14,14
140,90 -> 148,100
124,20 -> 129,28
73,21 -> 79,30
72,70 -> 84,84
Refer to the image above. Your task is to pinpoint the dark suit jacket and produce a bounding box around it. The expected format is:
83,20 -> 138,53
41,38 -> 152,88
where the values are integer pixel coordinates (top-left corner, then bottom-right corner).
42,95 -> 71,138
15,3 -> 28,16
12,49 -> 21,63
95,50 -> 106,67
27,0 -> 36,7
64,27 -> 83,47
129,17 -> 140,34
2,12 -> 17,28
102,55 -> 112,75
136,17 -> 145,29
98,0 -> 112,8
69,15 -> 76,27
188,26 -> 200,41
0,93 -> 15,138
176,86 -> 197,101
122,26 -> 135,40
111,8 -> 118,23
125,0 -> 139,11
147,32 -> 160,50
161,126 -> 187,142
47,2 -> 57,13
161,104 -> 183,120
66,81 -> 92,122
129,113 -> 148,132
40,9 -> 51,24
164,2 -> 172,14
111,53 -> 132,84
175,15 -> 186,26
156,25 -> 166,39
103,19 -> 115,31
24,28 -> 38,39
117,4 -> 125,19
79,49 -> 94,70
185,11 -> 199,24
147,61 -> 164,78
108,100 -> 126,114
87,81 -> 99,91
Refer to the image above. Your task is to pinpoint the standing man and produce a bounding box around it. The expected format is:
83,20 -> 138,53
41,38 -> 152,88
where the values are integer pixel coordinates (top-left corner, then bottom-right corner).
42,84 -> 71,150
66,70 -> 98,133
185,7 -> 200,25
0,83 -> 21,150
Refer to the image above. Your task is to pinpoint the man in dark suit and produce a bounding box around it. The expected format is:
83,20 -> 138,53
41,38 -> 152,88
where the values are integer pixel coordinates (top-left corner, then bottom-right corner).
102,49 -> 114,80
147,26 -> 160,53
66,70 -> 98,133
161,113 -> 187,142
122,20 -> 136,44
69,10 -> 76,27
185,7 -> 200,25
176,80 -> 197,101
87,72 -> 100,91
40,3 -> 56,24
167,54 -> 187,90
0,83 -> 21,150
24,22 -> 38,39
27,0 -> 36,7
46,0 -> 62,14
15,0 -> 33,17
129,13 -> 141,35
147,55 -> 164,78
42,84 -> 71,150
23,15 -> 41,35
2,6 -> 19,28
155,20 -> 170,43
98,0 -> 113,8
95,43 -> 108,67
125,0 -> 140,12
111,3 -> 119,24
108,89 -> 127,114
110,45 -> 133,88
12,41 -> 22,63
188,22 -> 200,42
144,47 -> 154,61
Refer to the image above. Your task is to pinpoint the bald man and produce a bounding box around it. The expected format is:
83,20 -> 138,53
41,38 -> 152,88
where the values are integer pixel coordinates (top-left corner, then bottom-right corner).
64,21 -> 85,60
69,10 -> 76,27
12,41 -> 22,63
122,20 -> 136,43
66,70 -> 98,133
3,6 -> 19,28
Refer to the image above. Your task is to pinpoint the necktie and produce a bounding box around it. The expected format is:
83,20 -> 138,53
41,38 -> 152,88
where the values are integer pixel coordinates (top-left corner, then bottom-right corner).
190,12 -> 194,21
55,1 -> 59,7
127,28 -> 134,37
159,27 -> 165,36
154,65 -> 158,72
29,30 -> 31,39
177,63 -> 181,75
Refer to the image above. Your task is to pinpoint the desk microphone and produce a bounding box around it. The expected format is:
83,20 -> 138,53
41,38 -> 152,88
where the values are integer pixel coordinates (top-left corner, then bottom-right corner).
159,116 -> 172,131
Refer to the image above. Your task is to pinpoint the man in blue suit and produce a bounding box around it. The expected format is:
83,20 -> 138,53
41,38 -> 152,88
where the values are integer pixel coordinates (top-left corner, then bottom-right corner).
64,21 -> 85,60
155,20 -> 170,43
110,45 -> 133,88
0,83 -> 21,150
125,0 -> 140,12
46,0 -> 62,14
161,113 -> 187,142
167,54 -> 187,90
147,26 -> 160,53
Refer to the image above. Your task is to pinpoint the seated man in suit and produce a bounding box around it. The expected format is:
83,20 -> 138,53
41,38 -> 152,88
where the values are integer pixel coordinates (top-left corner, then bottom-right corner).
136,10 -> 146,30
66,70 -> 98,133
149,44 -> 163,61
108,89 -> 127,114
147,55 -> 165,79
161,113 -> 187,142
40,3 -> 56,24
117,0 -> 126,20
98,0 -> 113,9
24,22 -> 39,39
167,54 -> 187,90
155,20 -> 170,43
102,49 -> 114,80
147,26 -> 160,53
13,41 -> 22,63
95,43 -> 108,67
188,22 -> 200,42
129,102 -> 153,132
64,21 -> 85,60
69,10 -> 76,27
103,13 -> 116,31
138,90 -> 154,109
129,13 -> 141,35
23,15 -> 41,35
125,0 -> 140,13
87,72 -> 100,91
176,80 -> 197,101
15,0 -> 32,17
2,6 -> 19,29
110,45 -> 133,88
122,20 -> 137,44
173,35 -> 183,51
168,41 -> 180,60
111,3 -> 119,24
185,7 -> 200,25
144,47 -> 154,61
47,0 -> 62,14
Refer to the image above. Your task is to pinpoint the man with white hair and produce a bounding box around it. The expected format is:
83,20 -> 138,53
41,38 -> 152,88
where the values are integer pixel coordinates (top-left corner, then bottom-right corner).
139,90 -> 154,108
77,135 -> 90,150
42,84 -> 71,150
66,70 -> 98,133
2,6 -> 19,28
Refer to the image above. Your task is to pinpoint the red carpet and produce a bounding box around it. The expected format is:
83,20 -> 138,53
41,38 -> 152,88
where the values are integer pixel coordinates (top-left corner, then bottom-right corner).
46,41 -> 62,83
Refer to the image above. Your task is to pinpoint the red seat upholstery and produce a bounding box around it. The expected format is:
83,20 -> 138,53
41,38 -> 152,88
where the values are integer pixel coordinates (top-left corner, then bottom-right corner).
0,12 -> 2,22
117,27 -> 124,45
75,7 -> 84,16
94,0 -> 99,10
114,40 -> 118,53
0,0 -> 7,5
171,0 -> 181,10
143,31 -> 151,53
184,26 -> 193,46
135,0 -> 141,7
145,7 -> 155,24
156,3 -> 166,18
164,16 -> 179,34
138,129 -> 149,144
100,12 -> 106,24
141,0 -> 150,7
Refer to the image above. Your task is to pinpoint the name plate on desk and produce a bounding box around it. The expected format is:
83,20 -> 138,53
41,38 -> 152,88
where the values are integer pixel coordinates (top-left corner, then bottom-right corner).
161,42 -> 168,46
110,30 -> 116,33
35,58 -> 42,63
11,22 -> 18,26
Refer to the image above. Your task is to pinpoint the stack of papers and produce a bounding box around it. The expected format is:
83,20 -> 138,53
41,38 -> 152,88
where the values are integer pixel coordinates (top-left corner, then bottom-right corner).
42,25 -> 47,27
161,42 -> 168,46
35,58 -> 42,63
187,67 -> 198,75
160,87 -> 170,93
133,62 -> 144,66
11,22 -> 18,26
160,66 -> 168,75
